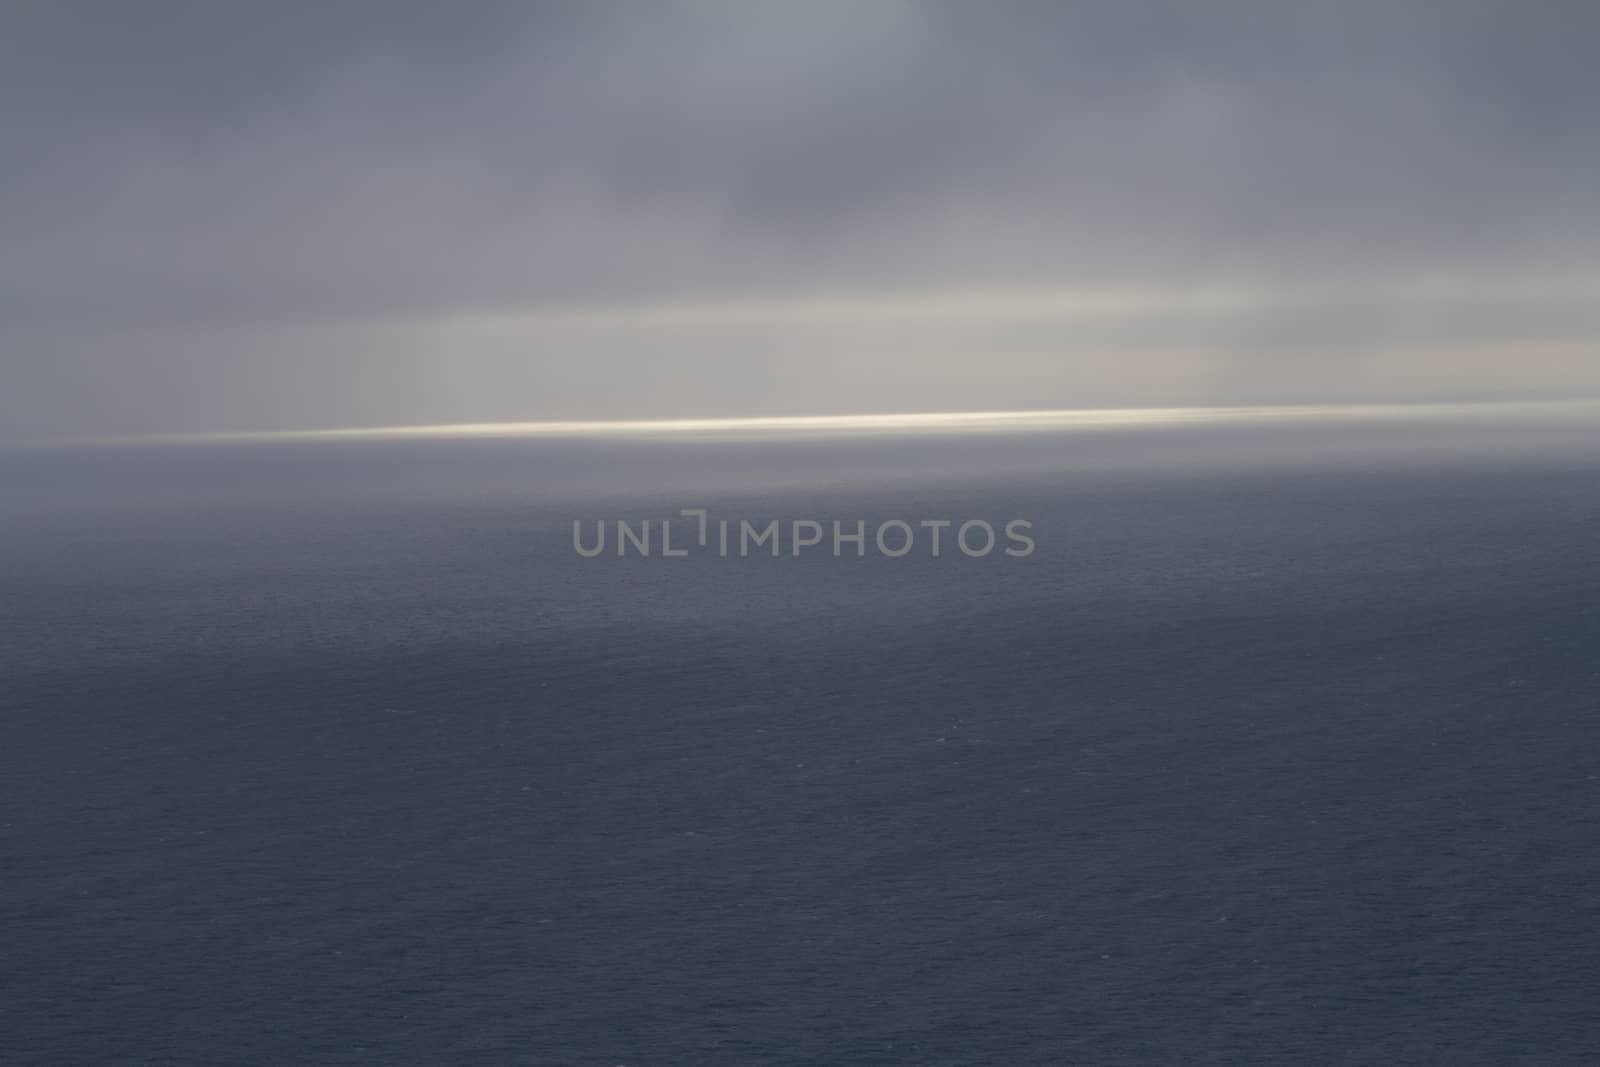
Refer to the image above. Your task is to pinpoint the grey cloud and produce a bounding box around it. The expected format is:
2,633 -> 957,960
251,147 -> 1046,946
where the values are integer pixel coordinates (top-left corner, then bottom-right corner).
1,1 -> 1598,437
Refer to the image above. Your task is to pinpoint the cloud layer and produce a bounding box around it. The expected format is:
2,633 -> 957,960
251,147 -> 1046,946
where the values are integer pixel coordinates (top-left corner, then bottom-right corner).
4,1 -> 1598,438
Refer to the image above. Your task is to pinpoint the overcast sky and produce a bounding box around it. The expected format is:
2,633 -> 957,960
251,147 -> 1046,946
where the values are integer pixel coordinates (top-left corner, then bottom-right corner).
3,1 -> 1599,439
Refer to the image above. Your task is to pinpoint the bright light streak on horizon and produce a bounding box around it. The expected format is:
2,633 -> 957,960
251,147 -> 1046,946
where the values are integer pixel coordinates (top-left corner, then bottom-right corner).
26,399 -> 1600,449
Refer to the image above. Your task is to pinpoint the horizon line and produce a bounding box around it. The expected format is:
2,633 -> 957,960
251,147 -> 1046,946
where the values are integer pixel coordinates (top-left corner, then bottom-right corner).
13,398 -> 1600,448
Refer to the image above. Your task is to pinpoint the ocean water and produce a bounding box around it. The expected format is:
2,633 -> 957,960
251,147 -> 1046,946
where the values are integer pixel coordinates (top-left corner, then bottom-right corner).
4,411 -> 1600,1064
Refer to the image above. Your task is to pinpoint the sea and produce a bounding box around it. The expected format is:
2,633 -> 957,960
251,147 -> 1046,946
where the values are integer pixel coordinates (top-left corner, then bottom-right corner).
4,405 -> 1599,1064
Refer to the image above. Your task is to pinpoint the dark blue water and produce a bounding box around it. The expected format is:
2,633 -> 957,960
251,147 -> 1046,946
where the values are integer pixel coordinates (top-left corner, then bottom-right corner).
5,419 -> 1600,1064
